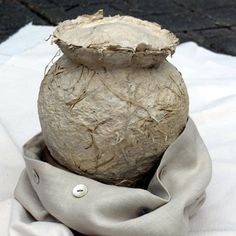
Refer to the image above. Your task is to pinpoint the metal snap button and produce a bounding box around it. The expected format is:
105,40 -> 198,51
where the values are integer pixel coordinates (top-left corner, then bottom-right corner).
32,169 -> 39,184
72,184 -> 88,198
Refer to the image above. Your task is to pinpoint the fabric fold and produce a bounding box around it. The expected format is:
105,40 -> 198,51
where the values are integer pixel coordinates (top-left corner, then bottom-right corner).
14,117 -> 211,236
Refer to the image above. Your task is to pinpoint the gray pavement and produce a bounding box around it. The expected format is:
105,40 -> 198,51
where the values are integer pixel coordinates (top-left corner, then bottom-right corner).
0,0 -> 236,55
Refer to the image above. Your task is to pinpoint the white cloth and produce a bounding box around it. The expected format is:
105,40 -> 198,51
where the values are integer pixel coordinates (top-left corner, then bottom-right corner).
0,23 -> 236,236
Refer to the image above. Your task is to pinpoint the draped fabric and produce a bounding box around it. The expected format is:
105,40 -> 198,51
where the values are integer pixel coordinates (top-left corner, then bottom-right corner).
14,118 -> 211,236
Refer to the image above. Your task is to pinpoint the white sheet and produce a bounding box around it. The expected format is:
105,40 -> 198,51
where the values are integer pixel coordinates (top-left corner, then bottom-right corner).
0,24 -> 236,236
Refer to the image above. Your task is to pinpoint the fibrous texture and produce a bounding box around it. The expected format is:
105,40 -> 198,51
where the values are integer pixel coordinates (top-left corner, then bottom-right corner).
38,11 -> 189,187
38,55 -> 188,186
52,10 -> 178,69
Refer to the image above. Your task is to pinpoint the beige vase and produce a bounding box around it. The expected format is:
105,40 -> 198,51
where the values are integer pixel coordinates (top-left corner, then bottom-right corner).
38,10 -> 189,187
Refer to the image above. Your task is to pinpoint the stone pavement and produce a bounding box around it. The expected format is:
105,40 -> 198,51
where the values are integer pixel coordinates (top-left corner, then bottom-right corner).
0,0 -> 236,55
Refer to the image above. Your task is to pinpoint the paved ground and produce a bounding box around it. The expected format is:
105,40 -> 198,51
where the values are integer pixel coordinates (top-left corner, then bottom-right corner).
0,0 -> 236,55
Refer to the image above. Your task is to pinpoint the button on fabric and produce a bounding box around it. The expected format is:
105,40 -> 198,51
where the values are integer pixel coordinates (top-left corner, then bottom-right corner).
72,184 -> 88,198
32,169 -> 39,184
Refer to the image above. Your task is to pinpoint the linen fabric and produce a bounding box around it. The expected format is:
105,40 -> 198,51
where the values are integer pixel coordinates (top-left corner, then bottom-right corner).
14,117 -> 211,236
